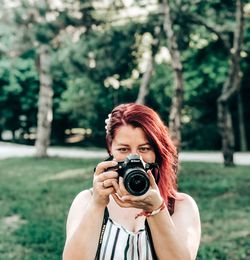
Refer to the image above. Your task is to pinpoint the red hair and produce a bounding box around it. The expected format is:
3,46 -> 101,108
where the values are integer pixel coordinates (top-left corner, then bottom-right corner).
106,103 -> 178,203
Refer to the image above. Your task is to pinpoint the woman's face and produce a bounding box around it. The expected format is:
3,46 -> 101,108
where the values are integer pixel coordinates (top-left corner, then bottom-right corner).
110,124 -> 156,163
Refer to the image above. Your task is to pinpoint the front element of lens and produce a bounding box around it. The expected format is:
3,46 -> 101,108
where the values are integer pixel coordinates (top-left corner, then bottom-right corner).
124,168 -> 150,196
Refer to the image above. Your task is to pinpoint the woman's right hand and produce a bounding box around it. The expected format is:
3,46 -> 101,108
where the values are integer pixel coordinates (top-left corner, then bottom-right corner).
92,160 -> 118,207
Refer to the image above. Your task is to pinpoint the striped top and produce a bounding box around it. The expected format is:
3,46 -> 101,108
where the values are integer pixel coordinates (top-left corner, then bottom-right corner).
98,217 -> 153,260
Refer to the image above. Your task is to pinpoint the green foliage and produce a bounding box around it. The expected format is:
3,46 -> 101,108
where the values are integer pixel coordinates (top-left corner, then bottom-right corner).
0,56 -> 39,138
0,0 -> 249,149
181,41 -> 228,149
147,63 -> 174,121
55,22 -> 145,145
60,76 -> 100,128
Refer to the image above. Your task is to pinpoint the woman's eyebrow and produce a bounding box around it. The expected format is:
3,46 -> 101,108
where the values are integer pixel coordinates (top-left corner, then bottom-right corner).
116,142 -> 151,146
116,143 -> 129,146
139,143 -> 151,146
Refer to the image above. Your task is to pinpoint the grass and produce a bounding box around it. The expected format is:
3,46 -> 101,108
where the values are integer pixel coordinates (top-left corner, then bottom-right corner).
179,163 -> 250,260
0,157 -> 249,260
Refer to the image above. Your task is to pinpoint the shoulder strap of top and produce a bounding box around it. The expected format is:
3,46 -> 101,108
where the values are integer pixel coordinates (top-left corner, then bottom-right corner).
89,188 -> 109,260
95,207 -> 109,260
167,197 -> 175,216
145,220 -> 158,259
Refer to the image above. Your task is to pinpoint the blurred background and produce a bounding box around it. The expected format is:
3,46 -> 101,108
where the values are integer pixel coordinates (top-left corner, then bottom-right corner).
0,0 -> 249,155
0,0 -> 249,259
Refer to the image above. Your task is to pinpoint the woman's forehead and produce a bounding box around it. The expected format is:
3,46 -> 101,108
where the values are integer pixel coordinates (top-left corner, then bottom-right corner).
112,125 -> 148,144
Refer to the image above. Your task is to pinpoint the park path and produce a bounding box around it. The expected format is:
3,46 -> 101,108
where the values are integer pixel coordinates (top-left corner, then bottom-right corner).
0,141 -> 249,165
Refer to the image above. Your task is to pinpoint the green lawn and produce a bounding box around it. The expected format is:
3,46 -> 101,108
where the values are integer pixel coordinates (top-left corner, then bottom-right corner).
0,157 -> 249,260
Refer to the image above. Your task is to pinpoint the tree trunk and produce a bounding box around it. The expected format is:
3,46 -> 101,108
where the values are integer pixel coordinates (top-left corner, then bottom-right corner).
237,92 -> 247,151
136,54 -> 153,105
162,0 -> 184,151
35,45 -> 53,157
217,0 -> 244,166
136,27 -> 160,105
218,102 -> 235,166
11,129 -> 16,141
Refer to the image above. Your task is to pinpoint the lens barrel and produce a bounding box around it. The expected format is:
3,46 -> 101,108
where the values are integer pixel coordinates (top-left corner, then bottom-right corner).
123,168 -> 150,196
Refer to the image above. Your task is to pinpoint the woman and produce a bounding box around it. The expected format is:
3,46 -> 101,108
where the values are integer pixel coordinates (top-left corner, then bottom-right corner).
63,103 -> 201,260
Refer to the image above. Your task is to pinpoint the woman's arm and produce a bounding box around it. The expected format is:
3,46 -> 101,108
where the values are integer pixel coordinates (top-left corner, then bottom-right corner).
63,160 -> 118,260
147,193 -> 201,260
63,190 -> 105,260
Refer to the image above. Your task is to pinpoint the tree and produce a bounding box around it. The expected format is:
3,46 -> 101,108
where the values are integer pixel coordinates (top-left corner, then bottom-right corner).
35,45 -> 53,157
237,92 -> 247,151
1,0 -> 249,155
162,0 -> 184,150
136,27 -> 161,105
217,0 -> 244,166
12,0 -> 102,156
173,0 -> 248,155
32,0 -> 53,157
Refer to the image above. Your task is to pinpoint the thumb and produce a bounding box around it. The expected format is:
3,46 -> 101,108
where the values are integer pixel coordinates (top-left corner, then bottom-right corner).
147,170 -> 158,189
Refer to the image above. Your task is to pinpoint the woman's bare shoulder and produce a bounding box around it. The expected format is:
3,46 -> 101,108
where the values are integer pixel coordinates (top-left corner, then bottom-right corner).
174,192 -> 200,215
70,188 -> 93,208
66,189 -> 93,237
173,193 -> 201,258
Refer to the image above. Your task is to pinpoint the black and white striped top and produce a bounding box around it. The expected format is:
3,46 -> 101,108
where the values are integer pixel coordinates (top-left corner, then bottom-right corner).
98,217 -> 154,260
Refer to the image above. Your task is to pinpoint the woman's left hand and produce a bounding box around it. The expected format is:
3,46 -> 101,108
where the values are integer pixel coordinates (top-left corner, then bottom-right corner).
111,170 -> 163,212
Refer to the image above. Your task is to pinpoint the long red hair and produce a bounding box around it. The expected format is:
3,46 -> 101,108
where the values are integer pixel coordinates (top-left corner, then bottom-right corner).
106,103 -> 178,202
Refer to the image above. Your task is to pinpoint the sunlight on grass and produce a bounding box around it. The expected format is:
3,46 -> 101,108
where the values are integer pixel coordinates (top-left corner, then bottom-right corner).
179,162 -> 250,260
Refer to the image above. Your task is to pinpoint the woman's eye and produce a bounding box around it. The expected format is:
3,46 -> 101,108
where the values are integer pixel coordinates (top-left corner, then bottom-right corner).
139,147 -> 151,152
117,148 -> 128,152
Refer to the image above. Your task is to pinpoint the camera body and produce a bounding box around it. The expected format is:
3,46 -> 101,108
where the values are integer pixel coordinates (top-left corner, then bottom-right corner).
110,154 -> 154,196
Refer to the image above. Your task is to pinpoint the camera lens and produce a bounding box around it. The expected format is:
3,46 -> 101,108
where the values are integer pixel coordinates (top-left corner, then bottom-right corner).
124,168 -> 150,196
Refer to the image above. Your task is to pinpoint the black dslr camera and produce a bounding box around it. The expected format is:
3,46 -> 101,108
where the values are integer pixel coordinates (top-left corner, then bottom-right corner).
108,154 -> 157,196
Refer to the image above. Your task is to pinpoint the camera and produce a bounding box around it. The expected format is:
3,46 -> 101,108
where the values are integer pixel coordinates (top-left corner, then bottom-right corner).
108,154 -> 155,196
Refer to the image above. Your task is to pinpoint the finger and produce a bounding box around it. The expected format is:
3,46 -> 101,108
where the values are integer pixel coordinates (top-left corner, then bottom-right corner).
147,170 -> 158,189
112,180 -> 120,192
119,176 -> 129,194
121,194 -> 140,202
94,181 -> 104,190
103,178 -> 118,188
98,171 -> 118,182
113,177 -> 128,198
110,177 -> 125,198
112,194 -> 131,208
113,182 -> 123,198
102,186 -> 116,195
95,161 -> 118,175
114,194 -> 149,210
